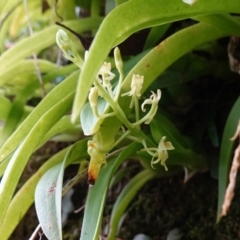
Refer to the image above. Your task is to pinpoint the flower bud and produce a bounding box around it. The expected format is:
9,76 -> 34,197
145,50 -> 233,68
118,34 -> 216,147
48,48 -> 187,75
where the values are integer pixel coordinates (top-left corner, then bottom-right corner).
114,47 -> 123,70
56,29 -> 72,52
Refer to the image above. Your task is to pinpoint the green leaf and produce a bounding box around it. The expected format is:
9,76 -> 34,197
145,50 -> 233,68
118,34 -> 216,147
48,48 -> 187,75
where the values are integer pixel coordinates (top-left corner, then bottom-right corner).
0,90 -> 74,225
0,64 -> 78,147
150,112 -> 190,150
0,146 -> 70,240
57,0 -> 76,20
109,166 -> 137,187
0,1 -> 22,50
0,17 -> 102,72
80,20 -> 236,163
35,140 -> 88,240
107,170 -> 155,239
81,98 -> 109,135
80,142 -> 142,240
122,19 -> 240,95
72,1 -> 240,121
217,96 -> 240,222
40,115 -> 80,144
143,23 -> 171,50
0,59 -> 56,86
150,54 -> 209,88
0,96 -> 11,120
36,165 -> 63,240
0,71 -> 79,164
0,99 -> 25,147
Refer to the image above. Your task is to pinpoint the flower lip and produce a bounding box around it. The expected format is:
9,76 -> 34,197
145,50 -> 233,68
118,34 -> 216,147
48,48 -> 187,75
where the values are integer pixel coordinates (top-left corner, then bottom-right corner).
99,62 -> 111,75
97,62 -> 115,83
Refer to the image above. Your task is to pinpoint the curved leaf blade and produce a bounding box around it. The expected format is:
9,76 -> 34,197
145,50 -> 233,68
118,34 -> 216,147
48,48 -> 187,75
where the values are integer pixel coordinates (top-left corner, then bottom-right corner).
35,140 -> 88,240
0,59 -> 56,86
35,164 -> 63,240
78,20 -> 240,159
0,17 -> 102,72
80,142 -> 142,240
0,146 -> 70,240
81,98 -> 109,136
0,91 -> 74,225
72,0 -> 240,121
0,71 -> 79,164
107,170 -> 155,239
217,96 -> 240,222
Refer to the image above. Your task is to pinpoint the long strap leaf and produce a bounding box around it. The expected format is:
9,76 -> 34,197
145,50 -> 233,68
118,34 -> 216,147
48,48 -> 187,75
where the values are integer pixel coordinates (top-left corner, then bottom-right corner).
79,19 -> 240,154
0,71 -> 79,163
35,140 -> 88,240
0,17 -> 102,71
107,170 -> 155,239
72,0 -> 240,121
217,96 -> 240,222
0,90 -> 74,225
80,142 -> 142,240
0,146 -> 70,240
0,64 -> 77,147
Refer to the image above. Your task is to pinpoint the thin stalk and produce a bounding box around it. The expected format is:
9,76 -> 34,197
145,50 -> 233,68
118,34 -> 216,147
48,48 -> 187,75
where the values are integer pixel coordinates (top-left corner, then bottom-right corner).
110,130 -> 130,149
91,0 -> 101,35
94,80 -> 156,148
134,96 -> 140,125
23,0 -> 45,98
91,0 -> 101,18
114,68 -> 124,101
94,79 -> 132,129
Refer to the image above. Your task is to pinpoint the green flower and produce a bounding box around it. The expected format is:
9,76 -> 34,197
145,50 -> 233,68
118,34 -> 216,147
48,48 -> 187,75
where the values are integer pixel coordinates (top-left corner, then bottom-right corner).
122,74 -> 144,108
98,62 -> 115,89
143,136 -> 174,171
141,89 -> 161,124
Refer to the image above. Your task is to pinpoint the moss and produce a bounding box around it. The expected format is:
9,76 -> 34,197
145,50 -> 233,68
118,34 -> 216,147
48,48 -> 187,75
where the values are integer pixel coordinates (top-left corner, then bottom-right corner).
118,172 -> 240,240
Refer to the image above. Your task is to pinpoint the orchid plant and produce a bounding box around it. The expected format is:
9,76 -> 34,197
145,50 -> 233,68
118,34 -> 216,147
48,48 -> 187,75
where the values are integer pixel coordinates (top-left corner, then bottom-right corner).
0,1 -> 240,240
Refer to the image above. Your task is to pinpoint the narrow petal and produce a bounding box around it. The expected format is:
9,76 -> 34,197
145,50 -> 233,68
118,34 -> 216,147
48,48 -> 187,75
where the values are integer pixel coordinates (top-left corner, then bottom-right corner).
141,99 -> 152,112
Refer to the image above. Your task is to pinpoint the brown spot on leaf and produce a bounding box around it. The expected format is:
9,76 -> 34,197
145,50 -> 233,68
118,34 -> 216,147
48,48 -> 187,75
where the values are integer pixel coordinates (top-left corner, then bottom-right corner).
48,183 -> 56,195
155,43 -> 161,49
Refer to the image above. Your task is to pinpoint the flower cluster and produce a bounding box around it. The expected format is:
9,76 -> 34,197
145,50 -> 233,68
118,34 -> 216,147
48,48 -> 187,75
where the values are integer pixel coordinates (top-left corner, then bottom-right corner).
56,30 -> 175,183
87,51 -> 173,171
